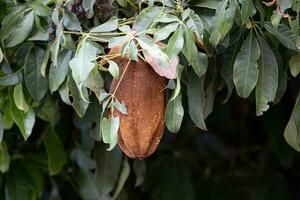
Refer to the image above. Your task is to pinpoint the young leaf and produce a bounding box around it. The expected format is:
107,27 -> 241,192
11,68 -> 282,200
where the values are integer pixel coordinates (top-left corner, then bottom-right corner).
187,74 -> 207,130
24,47 -> 48,101
284,92 -> 300,152
108,60 -> 120,79
255,36 -> 278,116
49,49 -> 72,92
165,92 -> 184,133
101,116 -> 120,151
13,84 -> 29,112
233,31 -> 260,98
43,129 -> 67,175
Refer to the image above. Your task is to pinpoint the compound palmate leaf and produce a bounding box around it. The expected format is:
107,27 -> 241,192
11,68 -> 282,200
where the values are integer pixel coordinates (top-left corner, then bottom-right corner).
233,31 -> 260,98
255,35 -> 278,116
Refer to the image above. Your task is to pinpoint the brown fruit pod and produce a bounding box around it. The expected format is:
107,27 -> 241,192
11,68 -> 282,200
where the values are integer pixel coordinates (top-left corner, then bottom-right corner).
109,57 -> 165,159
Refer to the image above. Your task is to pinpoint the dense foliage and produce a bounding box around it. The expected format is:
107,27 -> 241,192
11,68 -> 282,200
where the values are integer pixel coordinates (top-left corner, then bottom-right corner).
0,0 -> 300,199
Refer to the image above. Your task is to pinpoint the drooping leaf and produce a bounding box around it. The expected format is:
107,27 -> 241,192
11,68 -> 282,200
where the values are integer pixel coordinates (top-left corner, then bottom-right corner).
49,49 -> 72,92
133,159 -> 146,187
101,116 -> 120,150
9,93 -> 35,141
165,27 -> 184,57
210,0 -> 236,46
255,35 -> 278,116
153,23 -> 179,42
165,92 -> 184,133
108,60 -> 120,79
24,47 -> 48,101
43,128 -> 67,175
77,169 -> 101,199
69,40 -> 100,92
233,31 -> 260,98
183,28 -> 207,77
186,9 -> 204,43
83,68 -> 104,99
187,74 -> 207,130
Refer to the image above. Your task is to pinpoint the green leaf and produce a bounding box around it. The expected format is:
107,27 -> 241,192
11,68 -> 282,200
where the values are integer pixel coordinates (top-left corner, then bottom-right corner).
153,23 -> 179,42
41,46 -> 50,77
91,17 -> 118,33
284,92 -> 300,151
0,113 -> 3,143
49,49 -> 72,92
166,27 -> 184,57
240,0 -> 256,23
10,93 -> 35,141
255,36 -> 278,116
83,68 -> 104,100
183,28 -> 207,77
289,54 -> 300,77
0,141 -> 10,173
186,9 -> 204,43
24,47 -> 48,101
134,6 -> 162,32
70,40 -> 100,93
165,92 -> 184,133
94,144 -> 122,199
170,64 -> 184,100
101,116 -> 120,151
113,99 -> 128,114
129,40 -> 138,61
71,147 -> 96,170
233,31 -> 260,98
108,60 -> 119,79
187,74 -> 207,130
13,84 -> 29,112
133,159 -> 146,187
63,10 -> 82,31
68,75 -> 89,117
32,1 -> 50,17
264,22 -> 299,51
195,0 -> 220,9
43,128 -> 67,175
209,0 -> 236,46
78,169 -> 101,199
5,10 -> 34,47
0,68 -> 23,86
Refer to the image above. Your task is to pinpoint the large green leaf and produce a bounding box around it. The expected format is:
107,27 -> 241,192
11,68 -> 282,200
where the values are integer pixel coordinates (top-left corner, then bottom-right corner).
24,47 -> 48,101
78,169 -> 101,200
5,10 -> 34,47
233,31 -> 260,98
166,26 -> 184,57
165,92 -> 184,133
187,74 -> 207,130
13,84 -> 29,112
133,6 -> 162,32
264,22 -> 299,51
90,17 -> 118,33
240,0 -> 256,23
186,9 -> 204,43
9,93 -> 35,141
63,10 -> 82,31
49,49 -> 72,92
255,36 -> 278,116
43,128 -> 67,175
284,92 -> 300,152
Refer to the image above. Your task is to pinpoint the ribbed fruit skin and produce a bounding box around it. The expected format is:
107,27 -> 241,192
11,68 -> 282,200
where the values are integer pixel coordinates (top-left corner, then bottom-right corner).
109,58 -> 165,159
